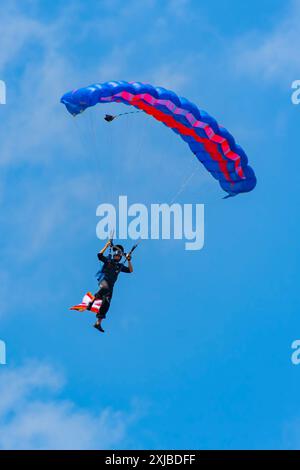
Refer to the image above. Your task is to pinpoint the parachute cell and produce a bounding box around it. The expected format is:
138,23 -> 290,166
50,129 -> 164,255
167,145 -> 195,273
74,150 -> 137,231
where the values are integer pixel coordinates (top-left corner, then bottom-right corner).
61,81 -> 256,196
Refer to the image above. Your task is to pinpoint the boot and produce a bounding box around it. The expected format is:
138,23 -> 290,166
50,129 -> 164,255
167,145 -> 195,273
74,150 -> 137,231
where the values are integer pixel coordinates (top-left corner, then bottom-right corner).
93,319 -> 104,333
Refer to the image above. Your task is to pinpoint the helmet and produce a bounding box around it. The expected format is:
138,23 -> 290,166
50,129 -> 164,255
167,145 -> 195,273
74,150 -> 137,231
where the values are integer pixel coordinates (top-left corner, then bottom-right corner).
112,244 -> 124,258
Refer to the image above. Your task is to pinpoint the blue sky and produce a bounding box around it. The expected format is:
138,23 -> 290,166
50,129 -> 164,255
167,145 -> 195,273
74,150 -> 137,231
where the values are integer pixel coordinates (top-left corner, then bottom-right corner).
0,0 -> 299,450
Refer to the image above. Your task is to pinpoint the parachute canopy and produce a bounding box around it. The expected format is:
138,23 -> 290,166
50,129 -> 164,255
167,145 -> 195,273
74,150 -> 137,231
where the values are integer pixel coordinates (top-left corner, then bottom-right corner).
61,81 -> 256,196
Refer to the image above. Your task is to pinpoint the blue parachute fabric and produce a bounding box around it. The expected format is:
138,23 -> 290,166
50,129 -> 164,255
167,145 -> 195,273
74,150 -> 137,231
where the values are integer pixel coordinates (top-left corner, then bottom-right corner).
61,81 -> 256,196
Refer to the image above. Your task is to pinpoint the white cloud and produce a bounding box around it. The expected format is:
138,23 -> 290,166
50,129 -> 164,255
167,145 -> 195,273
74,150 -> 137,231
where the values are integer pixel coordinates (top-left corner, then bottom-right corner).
0,5 -> 42,71
166,0 -> 192,20
234,0 -> 300,83
0,0 -> 205,320
0,361 -> 138,450
0,0 -> 196,263
0,3 -> 107,263
150,62 -> 191,92
0,3 -> 76,167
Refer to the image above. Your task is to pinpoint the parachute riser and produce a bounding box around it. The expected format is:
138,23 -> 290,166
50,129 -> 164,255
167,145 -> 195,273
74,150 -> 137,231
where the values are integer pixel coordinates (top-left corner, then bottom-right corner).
104,111 -> 142,122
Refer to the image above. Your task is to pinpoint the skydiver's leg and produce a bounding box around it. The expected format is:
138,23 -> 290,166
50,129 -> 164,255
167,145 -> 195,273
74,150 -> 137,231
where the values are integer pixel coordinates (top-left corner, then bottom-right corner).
94,279 -> 110,299
97,289 -> 112,319
87,280 -> 109,311
94,294 -> 111,333
93,280 -> 113,333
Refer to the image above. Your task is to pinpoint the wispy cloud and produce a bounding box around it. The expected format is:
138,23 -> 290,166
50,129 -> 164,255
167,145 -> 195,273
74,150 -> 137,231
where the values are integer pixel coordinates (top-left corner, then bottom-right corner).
233,0 -> 300,83
0,3 -> 76,167
0,361 -> 139,450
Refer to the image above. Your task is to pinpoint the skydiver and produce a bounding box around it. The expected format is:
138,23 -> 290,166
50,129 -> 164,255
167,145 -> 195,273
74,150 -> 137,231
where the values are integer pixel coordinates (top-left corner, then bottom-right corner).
88,241 -> 133,333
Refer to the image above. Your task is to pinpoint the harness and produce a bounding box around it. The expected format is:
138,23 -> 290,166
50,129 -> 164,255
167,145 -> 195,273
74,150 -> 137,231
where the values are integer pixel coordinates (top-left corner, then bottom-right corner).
95,237 -> 140,283
95,257 -> 123,284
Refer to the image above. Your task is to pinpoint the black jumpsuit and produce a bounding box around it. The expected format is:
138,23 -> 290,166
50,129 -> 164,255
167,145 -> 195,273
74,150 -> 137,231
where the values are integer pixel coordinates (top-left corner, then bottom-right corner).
94,253 -> 131,319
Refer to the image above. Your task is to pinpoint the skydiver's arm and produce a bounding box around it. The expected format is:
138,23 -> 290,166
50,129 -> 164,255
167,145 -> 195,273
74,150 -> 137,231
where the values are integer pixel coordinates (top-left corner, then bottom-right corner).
97,241 -> 111,262
126,254 -> 133,273
120,254 -> 133,274
99,241 -> 111,255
